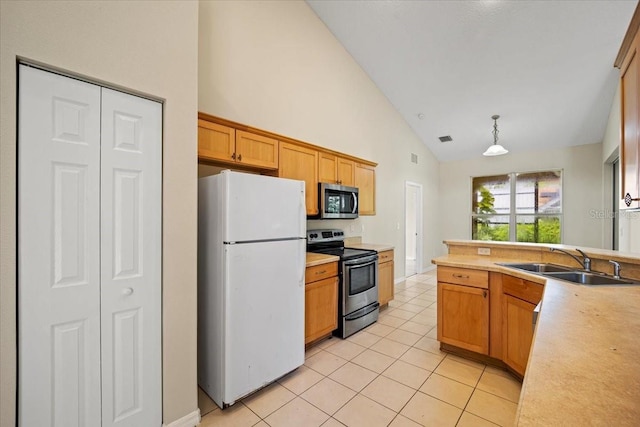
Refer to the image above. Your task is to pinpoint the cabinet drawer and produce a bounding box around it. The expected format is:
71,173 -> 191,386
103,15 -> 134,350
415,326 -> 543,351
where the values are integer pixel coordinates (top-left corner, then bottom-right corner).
378,250 -> 394,264
437,266 -> 488,289
306,262 -> 338,283
502,275 -> 544,305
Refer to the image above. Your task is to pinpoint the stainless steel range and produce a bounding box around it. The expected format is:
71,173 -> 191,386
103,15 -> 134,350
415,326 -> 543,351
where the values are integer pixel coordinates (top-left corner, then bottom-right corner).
307,229 -> 379,338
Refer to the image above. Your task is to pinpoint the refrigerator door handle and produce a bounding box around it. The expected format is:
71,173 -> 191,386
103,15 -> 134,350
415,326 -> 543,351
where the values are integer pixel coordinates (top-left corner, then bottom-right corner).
299,189 -> 306,237
298,239 -> 306,287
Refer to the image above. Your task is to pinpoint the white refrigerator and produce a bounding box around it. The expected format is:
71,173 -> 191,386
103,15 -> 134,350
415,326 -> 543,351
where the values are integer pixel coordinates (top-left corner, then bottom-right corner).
198,170 -> 306,408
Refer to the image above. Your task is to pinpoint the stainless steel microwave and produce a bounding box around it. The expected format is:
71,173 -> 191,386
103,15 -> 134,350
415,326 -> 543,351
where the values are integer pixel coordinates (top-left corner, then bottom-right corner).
318,183 -> 359,219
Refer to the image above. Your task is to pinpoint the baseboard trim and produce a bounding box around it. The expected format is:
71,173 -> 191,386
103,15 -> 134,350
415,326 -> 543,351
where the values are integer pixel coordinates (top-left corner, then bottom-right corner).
162,409 -> 201,427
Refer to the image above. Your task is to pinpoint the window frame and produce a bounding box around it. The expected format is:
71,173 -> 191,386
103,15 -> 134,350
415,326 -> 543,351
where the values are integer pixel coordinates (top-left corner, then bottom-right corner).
470,170 -> 563,243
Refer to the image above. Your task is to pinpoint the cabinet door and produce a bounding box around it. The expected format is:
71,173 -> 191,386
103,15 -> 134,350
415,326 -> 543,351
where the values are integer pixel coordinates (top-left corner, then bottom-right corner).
378,260 -> 394,306
318,151 -> 338,184
354,163 -> 376,215
279,142 -> 319,215
621,37 -> 640,209
337,157 -> 355,186
236,130 -> 279,170
437,283 -> 489,354
198,119 -> 236,163
502,294 -> 535,376
305,276 -> 338,344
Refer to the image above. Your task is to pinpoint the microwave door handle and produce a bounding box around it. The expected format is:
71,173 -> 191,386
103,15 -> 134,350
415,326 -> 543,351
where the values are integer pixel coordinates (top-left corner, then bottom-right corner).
352,192 -> 358,214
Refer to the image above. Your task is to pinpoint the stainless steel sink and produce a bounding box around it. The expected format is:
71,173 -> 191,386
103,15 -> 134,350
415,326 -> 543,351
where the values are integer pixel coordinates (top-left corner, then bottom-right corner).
542,271 -> 638,286
498,262 -> 640,286
498,262 -> 573,273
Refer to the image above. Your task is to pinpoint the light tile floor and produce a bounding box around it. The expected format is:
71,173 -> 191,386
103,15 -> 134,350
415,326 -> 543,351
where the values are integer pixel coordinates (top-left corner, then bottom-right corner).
199,270 -> 522,427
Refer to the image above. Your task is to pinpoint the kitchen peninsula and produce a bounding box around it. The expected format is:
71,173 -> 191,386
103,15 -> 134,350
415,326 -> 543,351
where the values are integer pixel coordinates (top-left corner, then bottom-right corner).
433,240 -> 640,426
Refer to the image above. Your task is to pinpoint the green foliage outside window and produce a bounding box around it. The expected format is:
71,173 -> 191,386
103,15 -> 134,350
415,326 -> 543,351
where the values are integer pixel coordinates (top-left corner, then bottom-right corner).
472,173 -> 562,244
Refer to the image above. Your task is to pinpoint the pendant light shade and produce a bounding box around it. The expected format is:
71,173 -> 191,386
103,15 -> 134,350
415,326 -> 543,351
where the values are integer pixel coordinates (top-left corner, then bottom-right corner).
483,115 -> 509,156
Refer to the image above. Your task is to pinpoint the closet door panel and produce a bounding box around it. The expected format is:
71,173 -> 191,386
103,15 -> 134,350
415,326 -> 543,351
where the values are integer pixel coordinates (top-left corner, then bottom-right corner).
18,65 -> 102,426
100,88 -> 162,427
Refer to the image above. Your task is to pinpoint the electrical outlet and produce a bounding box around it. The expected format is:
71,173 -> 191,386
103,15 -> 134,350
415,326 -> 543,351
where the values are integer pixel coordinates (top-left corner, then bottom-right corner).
477,247 -> 491,256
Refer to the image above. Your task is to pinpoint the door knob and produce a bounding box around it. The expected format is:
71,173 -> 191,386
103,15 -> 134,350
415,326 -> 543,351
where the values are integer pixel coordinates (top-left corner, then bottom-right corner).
122,287 -> 134,296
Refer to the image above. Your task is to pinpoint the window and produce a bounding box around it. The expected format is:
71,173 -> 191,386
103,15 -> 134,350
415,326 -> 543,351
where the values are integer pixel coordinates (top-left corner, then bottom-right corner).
472,171 -> 562,243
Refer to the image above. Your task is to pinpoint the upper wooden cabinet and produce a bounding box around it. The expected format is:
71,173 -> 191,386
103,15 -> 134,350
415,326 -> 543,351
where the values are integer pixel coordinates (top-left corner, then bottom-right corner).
318,152 -> 355,186
616,4 -> 640,209
279,142 -> 319,215
198,120 -> 235,161
235,130 -> 279,170
198,119 -> 278,170
197,113 -> 377,215
355,163 -> 376,215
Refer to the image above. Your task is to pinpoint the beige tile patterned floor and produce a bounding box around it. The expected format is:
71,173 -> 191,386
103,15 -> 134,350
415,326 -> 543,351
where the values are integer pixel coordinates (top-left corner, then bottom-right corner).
199,270 -> 522,427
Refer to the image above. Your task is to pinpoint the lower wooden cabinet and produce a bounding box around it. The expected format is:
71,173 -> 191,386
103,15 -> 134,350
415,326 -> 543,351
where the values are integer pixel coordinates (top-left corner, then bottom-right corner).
501,274 -> 543,376
502,294 -> 536,376
436,267 -> 546,376
305,262 -> 338,344
378,250 -> 394,305
437,282 -> 489,355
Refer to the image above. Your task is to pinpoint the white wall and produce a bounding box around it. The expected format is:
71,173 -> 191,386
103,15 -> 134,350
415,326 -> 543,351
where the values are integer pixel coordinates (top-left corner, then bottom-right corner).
438,143 -> 605,254
198,0 -> 440,278
602,83 -> 640,253
0,2 -> 199,425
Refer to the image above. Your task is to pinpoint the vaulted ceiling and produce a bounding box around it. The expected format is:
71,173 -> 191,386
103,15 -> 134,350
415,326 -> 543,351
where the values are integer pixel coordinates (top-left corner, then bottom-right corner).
307,0 -> 637,162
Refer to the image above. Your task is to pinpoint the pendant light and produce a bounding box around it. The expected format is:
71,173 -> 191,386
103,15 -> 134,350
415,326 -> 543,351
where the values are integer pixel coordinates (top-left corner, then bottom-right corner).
483,114 -> 509,156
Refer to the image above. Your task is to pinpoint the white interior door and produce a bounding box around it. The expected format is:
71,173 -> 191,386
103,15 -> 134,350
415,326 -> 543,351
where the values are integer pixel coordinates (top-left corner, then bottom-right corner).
19,65 -> 102,426
100,88 -> 162,426
18,65 -> 162,427
405,182 -> 423,277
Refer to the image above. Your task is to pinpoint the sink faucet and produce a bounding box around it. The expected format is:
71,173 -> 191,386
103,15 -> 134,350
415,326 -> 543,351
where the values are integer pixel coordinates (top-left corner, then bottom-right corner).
609,260 -> 621,279
549,248 -> 591,271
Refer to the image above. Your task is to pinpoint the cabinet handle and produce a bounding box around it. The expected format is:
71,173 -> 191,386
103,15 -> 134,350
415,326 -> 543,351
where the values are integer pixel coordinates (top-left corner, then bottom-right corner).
624,193 -> 639,207
316,270 -> 326,275
483,290 -> 487,298
238,154 -> 242,161
453,274 -> 469,279
231,153 -> 236,160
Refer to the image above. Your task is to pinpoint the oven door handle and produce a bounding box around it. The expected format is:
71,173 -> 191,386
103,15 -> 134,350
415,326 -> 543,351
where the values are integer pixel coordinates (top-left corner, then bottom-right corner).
344,256 -> 378,269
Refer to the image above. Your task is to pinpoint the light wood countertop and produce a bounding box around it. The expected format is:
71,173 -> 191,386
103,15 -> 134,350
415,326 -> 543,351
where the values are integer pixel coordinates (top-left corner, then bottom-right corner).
306,252 -> 339,267
432,254 -> 640,426
346,243 -> 394,252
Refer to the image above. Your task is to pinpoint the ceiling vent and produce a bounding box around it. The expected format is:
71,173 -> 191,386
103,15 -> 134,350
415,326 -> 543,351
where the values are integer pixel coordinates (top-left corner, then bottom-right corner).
439,135 -> 453,143
411,153 -> 418,164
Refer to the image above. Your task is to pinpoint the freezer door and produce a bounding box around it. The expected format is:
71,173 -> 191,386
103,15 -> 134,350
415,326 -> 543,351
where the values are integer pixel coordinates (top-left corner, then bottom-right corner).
223,239 -> 305,405
219,171 -> 306,242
